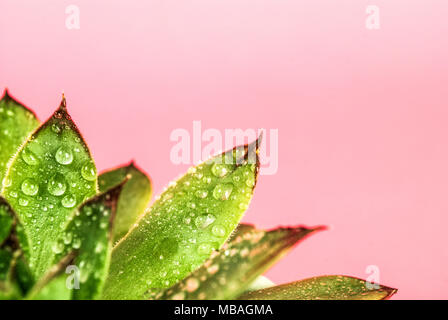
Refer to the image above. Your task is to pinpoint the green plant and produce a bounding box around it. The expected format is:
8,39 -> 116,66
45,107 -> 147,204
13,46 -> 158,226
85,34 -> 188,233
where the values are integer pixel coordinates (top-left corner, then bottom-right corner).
0,89 -> 397,300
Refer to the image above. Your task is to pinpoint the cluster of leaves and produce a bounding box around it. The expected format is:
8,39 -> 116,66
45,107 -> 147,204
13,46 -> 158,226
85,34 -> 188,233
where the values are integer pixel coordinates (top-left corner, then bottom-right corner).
0,89 -> 397,300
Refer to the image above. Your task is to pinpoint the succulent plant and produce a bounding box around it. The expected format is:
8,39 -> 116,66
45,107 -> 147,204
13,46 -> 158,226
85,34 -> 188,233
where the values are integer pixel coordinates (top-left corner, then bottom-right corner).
0,89 -> 397,300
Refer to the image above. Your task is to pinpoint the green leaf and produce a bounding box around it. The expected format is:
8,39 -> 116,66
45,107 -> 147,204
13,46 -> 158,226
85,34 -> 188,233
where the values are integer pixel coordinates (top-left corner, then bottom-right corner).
1,97 -> 98,278
238,275 -> 398,300
50,183 -> 123,299
102,139 -> 261,300
0,198 -> 14,245
0,249 -> 19,299
30,276 -> 71,300
0,89 -> 40,187
26,252 -> 75,300
99,161 -> 152,243
156,225 -> 324,300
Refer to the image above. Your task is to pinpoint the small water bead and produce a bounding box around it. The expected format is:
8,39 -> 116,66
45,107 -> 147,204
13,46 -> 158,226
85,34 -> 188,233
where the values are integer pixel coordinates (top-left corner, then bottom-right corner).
55,146 -> 73,165
194,214 -> 216,229
51,241 -> 64,254
18,198 -> 29,207
22,148 -> 39,166
3,177 -> 12,187
95,243 -> 104,253
212,183 -> 233,201
245,176 -> 255,187
61,194 -> 76,208
195,190 -> 208,199
81,161 -> 96,181
63,232 -> 73,245
72,238 -> 81,249
51,123 -> 62,134
21,179 -> 39,196
211,225 -> 226,237
211,163 -> 230,177
48,174 -> 67,196
9,191 -> 17,198
197,243 -> 213,255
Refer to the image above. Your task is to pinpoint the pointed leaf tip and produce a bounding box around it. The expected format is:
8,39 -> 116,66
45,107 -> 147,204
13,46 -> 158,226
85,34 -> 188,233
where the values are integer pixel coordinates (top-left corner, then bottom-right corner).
239,275 -> 398,300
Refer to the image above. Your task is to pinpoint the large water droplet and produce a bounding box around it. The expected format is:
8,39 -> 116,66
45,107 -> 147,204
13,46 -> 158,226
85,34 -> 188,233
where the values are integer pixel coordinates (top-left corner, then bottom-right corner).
48,174 -> 67,196
21,179 -> 39,196
212,183 -> 233,200
55,146 -> 73,165
22,148 -> 39,166
194,214 -> 216,229
81,161 -> 96,181
211,163 -> 230,177
61,194 -> 76,208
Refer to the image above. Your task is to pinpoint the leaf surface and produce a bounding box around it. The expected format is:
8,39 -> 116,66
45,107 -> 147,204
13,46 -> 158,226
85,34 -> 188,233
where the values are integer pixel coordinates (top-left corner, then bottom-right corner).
51,184 -> 123,299
238,275 -> 397,300
2,98 -> 98,278
103,139 -> 261,299
99,162 -> 152,243
157,225 -> 323,300
0,90 -> 40,187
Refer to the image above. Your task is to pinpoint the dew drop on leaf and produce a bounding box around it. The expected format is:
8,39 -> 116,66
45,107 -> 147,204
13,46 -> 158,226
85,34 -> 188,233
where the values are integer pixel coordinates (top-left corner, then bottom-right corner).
61,194 -> 76,208
47,173 -> 67,196
21,148 -> 39,166
194,214 -> 216,229
21,178 -> 39,196
211,225 -> 226,237
81,161 -> 96,181
55,146 -> 73,165
212,183 -> 233,200
211,163 -> 230,177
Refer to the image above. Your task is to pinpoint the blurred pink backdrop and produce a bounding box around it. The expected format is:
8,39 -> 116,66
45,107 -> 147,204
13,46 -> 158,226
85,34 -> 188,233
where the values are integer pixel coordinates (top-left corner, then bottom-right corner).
1,0 -> 447,299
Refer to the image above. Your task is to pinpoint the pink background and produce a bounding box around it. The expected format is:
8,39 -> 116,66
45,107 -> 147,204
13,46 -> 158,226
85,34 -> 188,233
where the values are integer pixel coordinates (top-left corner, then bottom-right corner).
1,1 -> 447,299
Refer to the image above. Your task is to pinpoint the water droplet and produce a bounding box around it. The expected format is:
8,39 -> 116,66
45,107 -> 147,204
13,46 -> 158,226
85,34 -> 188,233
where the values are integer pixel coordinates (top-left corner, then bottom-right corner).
63,232 -> 73,245
194,214 -> 216,229
95,243 -> 104,253
197,243 -> 213,255
72,238 -> 81,249
48,173 -> 67,196
195,190 -> 208,199
211,225 -> 226,237
51,241 -> 64,254
18,198 -> 29,207
51,123 -> 62,134
21,179 -> 39,196
212,183 -> 233,200
22,148 -> 39,166
81,161 -> 96,181
61,194 -> 76,208
245,176 -> 255,187
211,163 -> 230,177
55,146 -> 73,165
